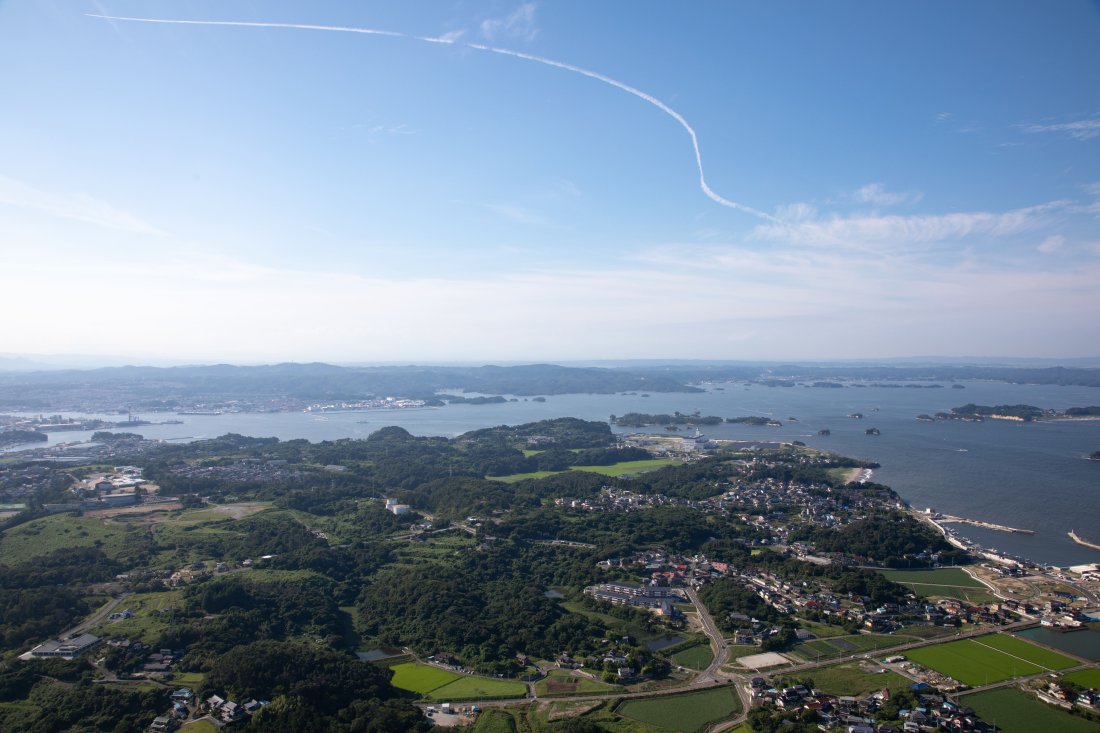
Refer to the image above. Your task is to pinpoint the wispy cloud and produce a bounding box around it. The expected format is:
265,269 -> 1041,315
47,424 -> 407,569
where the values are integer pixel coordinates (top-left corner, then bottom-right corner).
1023,116 -> 1100,141
852,182 -> 921,207
0,175 -> 161,235
753,202 -> 1061,249
482,202 -> 551,227
480,4 -> 538,43
1038,234 -> 1065,254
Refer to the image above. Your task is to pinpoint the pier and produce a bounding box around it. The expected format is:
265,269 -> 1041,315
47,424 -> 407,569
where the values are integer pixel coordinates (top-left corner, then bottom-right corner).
936,514 -> 1036,535
1069,530 -> 1100,552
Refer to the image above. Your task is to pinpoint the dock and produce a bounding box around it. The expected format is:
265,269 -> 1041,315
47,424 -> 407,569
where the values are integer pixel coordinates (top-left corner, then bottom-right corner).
1069,530 -> 1100,552
937,515 -> 1035,535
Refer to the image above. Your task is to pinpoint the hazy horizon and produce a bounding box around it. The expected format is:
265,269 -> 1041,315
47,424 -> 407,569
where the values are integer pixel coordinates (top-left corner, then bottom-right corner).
2,1 -> 1098,362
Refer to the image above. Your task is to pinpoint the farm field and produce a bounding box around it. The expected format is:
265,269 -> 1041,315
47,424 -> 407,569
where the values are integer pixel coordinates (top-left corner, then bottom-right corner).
534,669 -> 618,696
878,567 -> 993,603
616,686 -> 740,732
965,688 -> 1100,733
801,661 -> 910,696
793,633 -> 914,662
672,642 -> 714,670
906,635 -> 1076,686
388,663 -> 461,695
489,458 -> 679,483
1064,668 -> 1100,688
426,675 -> 527,701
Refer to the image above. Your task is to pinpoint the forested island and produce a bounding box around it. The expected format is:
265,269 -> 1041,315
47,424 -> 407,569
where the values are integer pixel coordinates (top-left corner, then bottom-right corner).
0,430 -> 47,447
916,404 -> 1100,422
612,413 -> 783,428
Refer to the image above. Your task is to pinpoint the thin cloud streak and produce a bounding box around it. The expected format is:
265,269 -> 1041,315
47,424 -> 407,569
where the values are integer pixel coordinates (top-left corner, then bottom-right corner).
87,13 -> 779,223
752,202 -> 1061,248
0,175 -> 161,234
1024,117 -> 1100,141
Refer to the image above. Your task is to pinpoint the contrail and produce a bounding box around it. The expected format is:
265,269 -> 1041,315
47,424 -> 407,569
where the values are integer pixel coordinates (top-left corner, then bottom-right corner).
87,14 -> 779,222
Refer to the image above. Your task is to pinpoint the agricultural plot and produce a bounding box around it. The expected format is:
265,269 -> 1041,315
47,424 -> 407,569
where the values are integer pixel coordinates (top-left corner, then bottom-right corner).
906,635 -> 1076,686
388,663 -> 460,695
489,458 -> 679,483
878,567 -> 993,603
426,675 -> 527,701
965,688 -> 1100,733
671,642 -> 714,670
804,661 -> 910,697
1063,668 -> 1100,688
794,633 -> 911,662
534,669 -> 618,696
616,686 -> 740,732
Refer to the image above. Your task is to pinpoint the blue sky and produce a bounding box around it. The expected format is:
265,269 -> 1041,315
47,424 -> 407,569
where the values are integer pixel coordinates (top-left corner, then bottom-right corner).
1,0 -> 1098,363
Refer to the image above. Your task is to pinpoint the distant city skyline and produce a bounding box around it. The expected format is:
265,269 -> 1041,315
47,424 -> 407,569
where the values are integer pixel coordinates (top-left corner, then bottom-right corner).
1,1 -> 1098,362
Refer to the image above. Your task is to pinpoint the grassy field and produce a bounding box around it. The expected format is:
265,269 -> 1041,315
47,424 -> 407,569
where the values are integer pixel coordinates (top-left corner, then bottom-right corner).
616,686 -> 740,732
879,568 -> 986,587
906,635 -> 1076,686
793,633 -> 913,662
88,589 -> 184,643
878,567 -> 993,603
1064,668 -> 1100,688
426,675 -> 527,701
802,662 -> 910,696
489,458 -> 680,483
534,669 -> 618,696
472,709 -> 518,733
388,663 -> 461,694
671,642 -> 714,670
179,719 -> 220,733
965,688 -> 1100,733
0,513 -> 140,564
171,671 -> 205,688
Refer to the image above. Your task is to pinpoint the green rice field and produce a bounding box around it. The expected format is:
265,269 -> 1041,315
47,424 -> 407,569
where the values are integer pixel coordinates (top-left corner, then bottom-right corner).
389,663 -> 461,694
426,675 -> 527,701
616,687 -> 740,732
1063,668 -> 1100,688
965,688 -> 1100,733
489,458 -> 679,483
906,634 -> 1076,686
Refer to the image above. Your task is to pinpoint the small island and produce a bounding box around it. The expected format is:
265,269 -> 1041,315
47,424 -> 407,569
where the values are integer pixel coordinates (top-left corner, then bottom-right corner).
0,430 -> 48,447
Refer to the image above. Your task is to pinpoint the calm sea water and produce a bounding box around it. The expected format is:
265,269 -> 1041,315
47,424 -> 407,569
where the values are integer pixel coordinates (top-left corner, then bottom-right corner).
7,380 -> 1100,566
